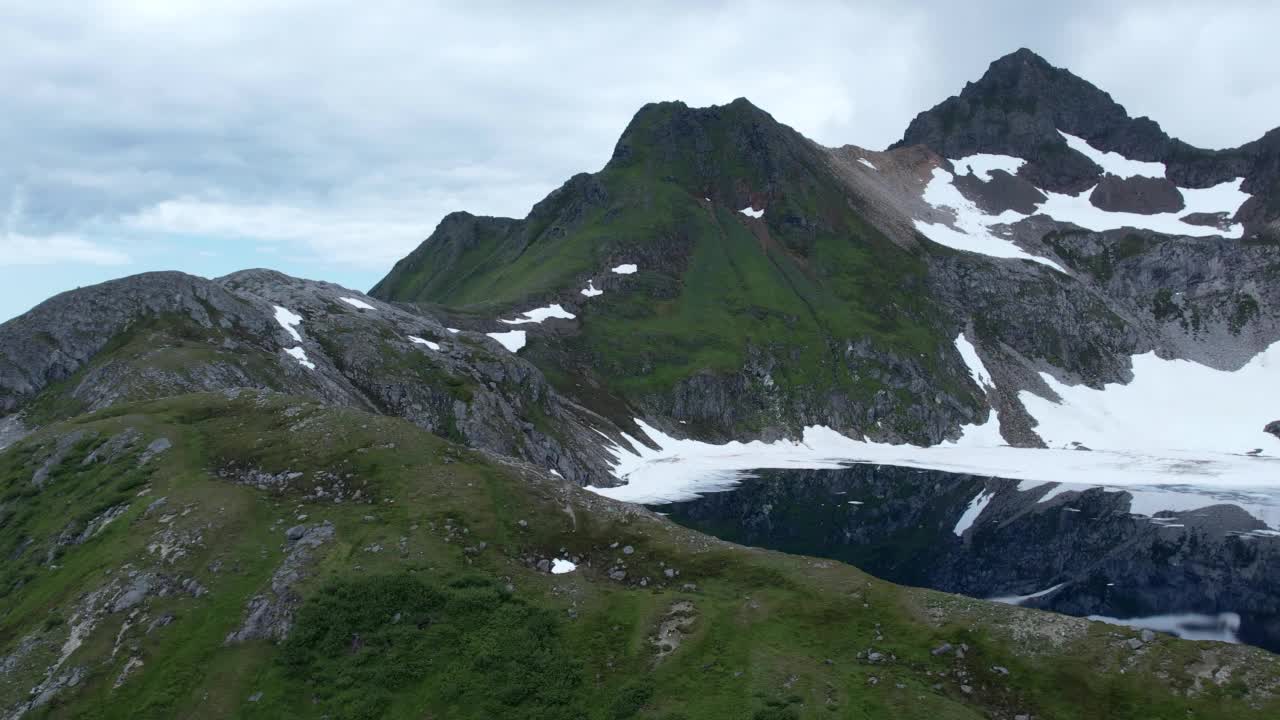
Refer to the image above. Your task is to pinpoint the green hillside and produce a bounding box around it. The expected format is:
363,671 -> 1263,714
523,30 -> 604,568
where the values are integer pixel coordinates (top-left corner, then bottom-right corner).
372,100 -> 977,440
1,392 -> 1276,718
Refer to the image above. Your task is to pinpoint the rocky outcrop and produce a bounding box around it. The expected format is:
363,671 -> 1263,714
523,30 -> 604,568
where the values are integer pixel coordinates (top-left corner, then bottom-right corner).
0,415 -> 28,452
226,522 -> 335,644
1089,176 -> 1184,214
0,270 -> 624,485
0,272 -> 270,414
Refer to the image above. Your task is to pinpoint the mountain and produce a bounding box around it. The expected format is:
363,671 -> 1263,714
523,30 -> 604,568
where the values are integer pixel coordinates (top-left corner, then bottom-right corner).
0,270 -> 622,485
371,49 -> 1280,457
896,48 -> 1280,229
3,49 -> 1280,716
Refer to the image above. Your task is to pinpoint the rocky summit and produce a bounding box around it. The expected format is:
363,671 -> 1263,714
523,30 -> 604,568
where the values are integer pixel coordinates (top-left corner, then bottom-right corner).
2,49 -> 1280,718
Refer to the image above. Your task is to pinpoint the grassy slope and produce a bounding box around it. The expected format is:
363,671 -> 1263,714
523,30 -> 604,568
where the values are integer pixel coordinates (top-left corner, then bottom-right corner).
1,392 -> 1277,719
374,101 -> 965,435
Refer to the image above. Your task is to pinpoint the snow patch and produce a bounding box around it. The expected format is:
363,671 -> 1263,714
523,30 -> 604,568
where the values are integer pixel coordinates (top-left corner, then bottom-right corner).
273,305 -> 304,342
739,207 -> 764,219
954,333 -> 994,389
923,150 -> 1250,266
581,280 -> 603,297
1059,131 -> 1166,179
954,490 -> 995,535
1087,612 -> 1241,644
551,558 -> 576,575
1019,340 -> 1280,454
284,347 -> 315,370
916,167 -> 1066,271
408,336 -> 440,351
857,158 -> 877,170
500,304 -> 576,325
1036,180 -> 1248,239
1035,483 -> 1082,504
947,408 -> 1003,447
338,296 -> 375,311
943,334 -> 1003,447
486,330 -> 526,353
989,583 -> 1066,606
447,328 -> 460,334
611,263 -> 637,275
951,154 -> 1025,182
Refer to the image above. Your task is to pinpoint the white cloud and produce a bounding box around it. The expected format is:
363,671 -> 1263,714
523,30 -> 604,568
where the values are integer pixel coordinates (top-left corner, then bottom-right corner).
1057,1 -> 1280,149
0,232 -> 130,266
0,0 -> 1275,312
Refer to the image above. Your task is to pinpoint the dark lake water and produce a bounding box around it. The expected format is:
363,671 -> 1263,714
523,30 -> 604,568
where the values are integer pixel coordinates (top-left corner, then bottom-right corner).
649,464 -> 1280,653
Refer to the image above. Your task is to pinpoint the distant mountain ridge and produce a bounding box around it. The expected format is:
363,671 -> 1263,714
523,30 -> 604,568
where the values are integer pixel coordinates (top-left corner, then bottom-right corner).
370,48 -> 1280,458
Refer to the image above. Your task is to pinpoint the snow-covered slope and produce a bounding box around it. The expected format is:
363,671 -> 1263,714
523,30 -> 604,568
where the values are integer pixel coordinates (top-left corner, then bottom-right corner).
915,140 -> 1252,269
1020,340 -> 1280,453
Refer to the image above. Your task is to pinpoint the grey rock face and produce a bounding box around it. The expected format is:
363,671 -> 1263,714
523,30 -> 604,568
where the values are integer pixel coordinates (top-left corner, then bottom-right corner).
31,430 -> 94,488
0,414 -> 29,453
1089,176 -> 1184,214
226,521 -> 335,644
0,268 -> 622,486
138,437 -> 172,465
0,272 -> 272,414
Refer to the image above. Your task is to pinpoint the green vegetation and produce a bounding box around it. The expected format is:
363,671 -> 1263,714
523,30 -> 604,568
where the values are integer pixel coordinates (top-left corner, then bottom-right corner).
372,100 -> 963,437
0,393 -> 1276,718
1041,231 -> 1154,283
1229,294 -> 1260,334
1151,289 -> 1182,323
280,575 -> 584,720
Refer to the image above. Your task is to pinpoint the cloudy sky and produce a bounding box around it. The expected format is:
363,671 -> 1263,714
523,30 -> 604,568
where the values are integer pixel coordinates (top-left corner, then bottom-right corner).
1,0 -> 1276,322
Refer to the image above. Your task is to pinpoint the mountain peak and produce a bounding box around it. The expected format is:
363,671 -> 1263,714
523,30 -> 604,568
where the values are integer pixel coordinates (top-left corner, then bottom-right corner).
610,96 -> 780,163
988,47 -> 1053,70
894,48 -> 1177,192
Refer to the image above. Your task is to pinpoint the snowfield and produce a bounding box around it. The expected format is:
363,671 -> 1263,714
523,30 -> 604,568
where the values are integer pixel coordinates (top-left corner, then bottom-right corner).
586,419 -> 1280,527
611,263 -> 638,275
1020,339 -> 1280,453
739,207 -> 764,219
917,139 -> 1252,267
1036,180 -> 1249,239
915,167 -> 1067,271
